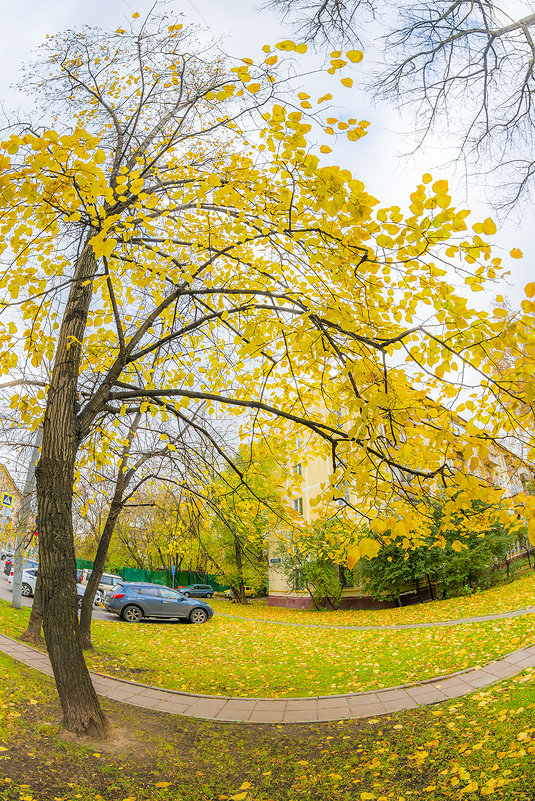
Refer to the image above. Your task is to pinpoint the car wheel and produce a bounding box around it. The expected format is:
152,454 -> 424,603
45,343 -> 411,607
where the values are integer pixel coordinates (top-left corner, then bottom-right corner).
121,604 -> 143,623
94,590 -> 102,604
206,593 -> 213,598
183,591 -> 190,597
21,583 -> 33,597
189,608 -> 208,624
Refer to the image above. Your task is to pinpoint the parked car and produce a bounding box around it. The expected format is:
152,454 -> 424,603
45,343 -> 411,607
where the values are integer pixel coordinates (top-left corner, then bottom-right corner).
224,585 -> 257,599
8,567 -> 38,597
3,557 -> 37,577
81,569 -> 124,603
179,583 -> 214,598
104,582 -> 214,624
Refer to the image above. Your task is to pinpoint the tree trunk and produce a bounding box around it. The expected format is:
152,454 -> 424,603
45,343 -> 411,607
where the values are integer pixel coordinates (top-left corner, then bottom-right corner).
20,570 -> 44,644
426,573 -> 435,601
234,535 -> 249,605
79,500 -> 123,650
36,241 -> 109,738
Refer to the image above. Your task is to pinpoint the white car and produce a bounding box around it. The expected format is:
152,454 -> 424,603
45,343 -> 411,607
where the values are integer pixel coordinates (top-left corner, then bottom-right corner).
8,567 -> 38,597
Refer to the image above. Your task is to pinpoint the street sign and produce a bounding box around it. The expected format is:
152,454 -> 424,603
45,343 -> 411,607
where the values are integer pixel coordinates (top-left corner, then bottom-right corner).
270,557 -> 282,564
2,494 -> 13,508
171,565 -> 176,575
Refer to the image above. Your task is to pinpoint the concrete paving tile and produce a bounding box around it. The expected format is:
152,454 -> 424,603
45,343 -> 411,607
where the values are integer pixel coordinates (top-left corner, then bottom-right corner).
214,703 -> 253,721
152,700 -> 194,714
283,709 -> 319,723
346,702 -> 385,718
347,694 -> 381,708
485,662 -> 521,676
381,697 -> 418,713
253,700 -> 287,712
248,710 -> 287,723
406,688 -> 447,703
135,689 -> 173,701
188,702 -> 227,718
102,687 -> 142,701
285,699 -> 319,711
316,696 -> 353,709
315,705 -> 351,719
224,698 -> 260,710
129,696 -> 167,710
513,657 -> 535,668
440,683 -> 472,699
377,689 -> 410,702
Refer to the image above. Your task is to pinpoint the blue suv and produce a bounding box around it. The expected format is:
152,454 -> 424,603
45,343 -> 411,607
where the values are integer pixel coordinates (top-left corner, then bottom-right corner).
104,582 -> 214,624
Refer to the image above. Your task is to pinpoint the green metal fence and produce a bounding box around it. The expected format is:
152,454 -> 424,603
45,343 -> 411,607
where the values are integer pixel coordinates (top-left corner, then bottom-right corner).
75,559 -> 228,591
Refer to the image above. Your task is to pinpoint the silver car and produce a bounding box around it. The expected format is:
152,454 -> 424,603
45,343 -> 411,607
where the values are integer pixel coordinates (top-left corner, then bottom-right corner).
104,582 -> 214,624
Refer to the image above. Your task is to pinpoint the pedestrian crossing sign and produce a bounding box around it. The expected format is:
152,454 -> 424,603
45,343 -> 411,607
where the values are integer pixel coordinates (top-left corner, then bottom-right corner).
2,494 -> 13,508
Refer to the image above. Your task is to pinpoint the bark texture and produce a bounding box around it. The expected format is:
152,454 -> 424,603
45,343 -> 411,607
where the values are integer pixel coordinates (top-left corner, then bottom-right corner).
36,241 -> 109,737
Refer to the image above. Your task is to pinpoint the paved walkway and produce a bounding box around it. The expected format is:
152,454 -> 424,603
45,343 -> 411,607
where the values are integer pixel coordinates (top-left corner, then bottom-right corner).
218,605 -> 535,631
1,632 -> 535,723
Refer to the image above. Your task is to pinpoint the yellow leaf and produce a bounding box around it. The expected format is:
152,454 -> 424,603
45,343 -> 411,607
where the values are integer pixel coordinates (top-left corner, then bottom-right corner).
511,248 -> 523,258
154,782 -> 171,788
482,217 -> 497,235
239,782 -> 251,790
320,145 -> 332,154
341,77 -> 353,88
451,540 -> 463,552
346,50 -> 363,63
230,794 -> 248,801
347,544 -> 360,570
525,282 -> 535,298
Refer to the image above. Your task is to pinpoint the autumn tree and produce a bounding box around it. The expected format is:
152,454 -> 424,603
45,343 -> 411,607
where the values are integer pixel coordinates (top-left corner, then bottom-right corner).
0,8 -> 532,737
202,450 -> 284,602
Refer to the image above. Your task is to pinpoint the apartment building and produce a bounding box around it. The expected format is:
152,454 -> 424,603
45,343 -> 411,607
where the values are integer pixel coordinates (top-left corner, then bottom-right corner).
267,422 -> 531,610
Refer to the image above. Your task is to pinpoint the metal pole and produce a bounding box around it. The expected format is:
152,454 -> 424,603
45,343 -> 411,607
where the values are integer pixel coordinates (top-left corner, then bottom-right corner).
12,430 -> 42,609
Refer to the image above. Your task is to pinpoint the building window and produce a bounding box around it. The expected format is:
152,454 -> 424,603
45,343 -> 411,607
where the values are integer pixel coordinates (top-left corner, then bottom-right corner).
295,435 -> 302,449
292,497 -> 303,515
291,569 -> 304,592
293,462 -> 302,475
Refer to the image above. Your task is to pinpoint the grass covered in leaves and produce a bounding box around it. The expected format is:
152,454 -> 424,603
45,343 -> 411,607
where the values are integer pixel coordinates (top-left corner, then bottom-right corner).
1,599 -> 535,697
212,568 -> 535,626
1,649 -> 535,800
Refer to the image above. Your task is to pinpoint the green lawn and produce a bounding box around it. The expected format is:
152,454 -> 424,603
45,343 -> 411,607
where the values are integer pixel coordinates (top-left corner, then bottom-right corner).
1,599 -> 535,697
212,568 -> 535,626
1,649 -> 535,800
